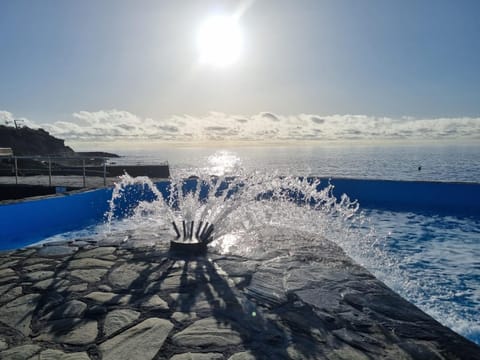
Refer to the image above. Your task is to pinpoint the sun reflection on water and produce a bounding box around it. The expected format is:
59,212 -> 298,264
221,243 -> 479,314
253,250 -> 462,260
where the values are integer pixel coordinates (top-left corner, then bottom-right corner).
206,150 -> 241,176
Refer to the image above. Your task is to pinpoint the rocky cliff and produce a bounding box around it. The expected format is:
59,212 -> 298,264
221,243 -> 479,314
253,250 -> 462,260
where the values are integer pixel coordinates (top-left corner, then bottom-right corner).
0,125 -> 75,156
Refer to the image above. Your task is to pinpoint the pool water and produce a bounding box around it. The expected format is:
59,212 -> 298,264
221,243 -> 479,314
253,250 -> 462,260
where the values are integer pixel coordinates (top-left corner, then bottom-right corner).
359,210 -> 480,344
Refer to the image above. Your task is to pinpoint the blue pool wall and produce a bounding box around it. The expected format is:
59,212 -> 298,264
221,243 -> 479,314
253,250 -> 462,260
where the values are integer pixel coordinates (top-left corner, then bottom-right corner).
322,178 -> 480,215
1,178 -> 479,250
0,188 -> 113,250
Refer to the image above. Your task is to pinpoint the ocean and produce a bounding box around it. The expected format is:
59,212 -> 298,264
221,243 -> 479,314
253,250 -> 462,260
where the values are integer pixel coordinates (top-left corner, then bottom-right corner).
116,142 -> 480,182
54,143 -> 480,344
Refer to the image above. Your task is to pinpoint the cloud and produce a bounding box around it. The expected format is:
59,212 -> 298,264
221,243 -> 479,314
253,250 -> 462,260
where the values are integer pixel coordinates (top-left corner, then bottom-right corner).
310,116 -> 325,125
0,111 -> 14,123
0,111 -> 36,128
259,112 -> 280,122
1,109 -> 479,143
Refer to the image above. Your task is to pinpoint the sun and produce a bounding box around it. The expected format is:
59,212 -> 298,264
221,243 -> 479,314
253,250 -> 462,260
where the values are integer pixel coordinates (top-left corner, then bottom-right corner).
197,15 -> 243,68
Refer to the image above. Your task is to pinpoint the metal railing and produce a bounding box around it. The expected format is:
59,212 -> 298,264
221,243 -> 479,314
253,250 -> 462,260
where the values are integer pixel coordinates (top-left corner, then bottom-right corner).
0,155 -> 170,188
0,156 -> 109,187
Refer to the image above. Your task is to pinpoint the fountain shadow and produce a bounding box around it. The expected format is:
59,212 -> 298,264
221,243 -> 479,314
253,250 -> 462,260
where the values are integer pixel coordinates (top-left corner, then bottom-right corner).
23,243 -> 349,358
165,253 -> 328,359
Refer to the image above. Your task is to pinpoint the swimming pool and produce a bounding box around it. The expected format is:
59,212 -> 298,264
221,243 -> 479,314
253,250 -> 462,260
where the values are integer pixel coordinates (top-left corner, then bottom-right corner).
1,174 -> 479,345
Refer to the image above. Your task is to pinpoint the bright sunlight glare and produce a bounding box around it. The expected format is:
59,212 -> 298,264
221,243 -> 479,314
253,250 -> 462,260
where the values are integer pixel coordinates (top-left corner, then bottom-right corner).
197,15 -> 243,68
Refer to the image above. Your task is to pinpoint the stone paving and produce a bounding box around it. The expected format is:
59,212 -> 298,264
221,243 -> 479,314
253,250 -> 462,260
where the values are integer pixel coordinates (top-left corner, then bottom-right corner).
1,231 -> 480,359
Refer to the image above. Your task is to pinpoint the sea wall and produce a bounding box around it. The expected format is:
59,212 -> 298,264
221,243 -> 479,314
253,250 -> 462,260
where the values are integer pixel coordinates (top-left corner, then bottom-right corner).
1,178 -> 479,250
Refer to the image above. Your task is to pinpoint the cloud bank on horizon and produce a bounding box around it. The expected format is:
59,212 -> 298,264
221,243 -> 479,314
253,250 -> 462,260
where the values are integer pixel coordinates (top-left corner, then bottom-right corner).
1,110 -> 479,144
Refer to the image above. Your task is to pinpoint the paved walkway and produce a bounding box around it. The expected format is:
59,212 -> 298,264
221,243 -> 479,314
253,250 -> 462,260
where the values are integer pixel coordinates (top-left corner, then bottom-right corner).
0,233 -> 479,359
0,175 -> 118,188
0,175 -> 167,189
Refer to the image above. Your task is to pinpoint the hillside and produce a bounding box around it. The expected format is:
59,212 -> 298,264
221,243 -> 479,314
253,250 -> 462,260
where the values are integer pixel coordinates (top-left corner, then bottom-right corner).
0,125 -> 75,156
0,125 -> 119,158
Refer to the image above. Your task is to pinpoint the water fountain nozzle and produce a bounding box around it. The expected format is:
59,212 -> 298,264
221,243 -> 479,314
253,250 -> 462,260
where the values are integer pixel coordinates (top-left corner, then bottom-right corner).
189,221 -> 194,240
170,219 -> 214,255
195,221 -> 203,239
182,220 -> 187,239
200,224 -> 215,244
172,221 -> 181,239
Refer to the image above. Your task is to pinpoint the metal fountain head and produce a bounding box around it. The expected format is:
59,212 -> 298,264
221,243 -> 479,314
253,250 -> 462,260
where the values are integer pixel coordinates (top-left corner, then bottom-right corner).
170,220 -> 215,255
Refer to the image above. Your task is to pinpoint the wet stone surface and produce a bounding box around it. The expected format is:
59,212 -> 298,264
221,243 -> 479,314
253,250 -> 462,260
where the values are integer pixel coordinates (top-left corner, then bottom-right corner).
0,234 -> 479,359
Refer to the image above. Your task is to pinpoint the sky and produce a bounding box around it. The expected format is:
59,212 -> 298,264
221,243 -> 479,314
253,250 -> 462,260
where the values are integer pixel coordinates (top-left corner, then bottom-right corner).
1,0 -> 479,147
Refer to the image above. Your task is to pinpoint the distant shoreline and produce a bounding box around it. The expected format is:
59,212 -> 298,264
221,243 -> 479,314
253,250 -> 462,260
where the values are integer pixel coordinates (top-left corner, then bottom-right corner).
75,151 -> 120,158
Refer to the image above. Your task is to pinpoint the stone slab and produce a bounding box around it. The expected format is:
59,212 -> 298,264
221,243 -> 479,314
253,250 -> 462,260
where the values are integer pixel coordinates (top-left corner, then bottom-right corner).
32,278 -> 55,291
38,349 -> 91,360
108,262 -> 149,289
0,293 -> 40,336
98,284 -> 112,292
23,263 -> 53,272
66,283 -> 88,293
75,246 -> 116,259
104,309 -> 140,336
172,317 -> 244,347
141,295 -> 169,310
0,268 -> 15,279
37,245 -> 78,257
70,268 -> 108,283
159,274 -> 196,292
84,291 -> 131,305
0,344 -> 41,359
0,286 -> 22,303
35,319 -> 98,345
43,300 -> 87,320
170,353 -> 224,360
228,352 -> 256,360
23,257 -> 55,266
24,270 -> 55,282
0,260 -> 19,269
0,338 -> 8,351
67,258 -> 114,270
0,283 -> 14,296
172,311 -> 197,323
100,318 -> 173,360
